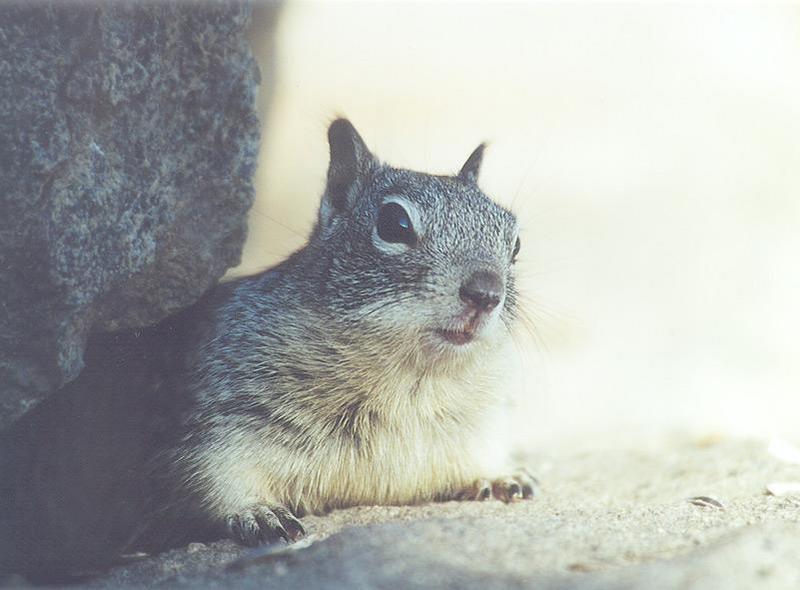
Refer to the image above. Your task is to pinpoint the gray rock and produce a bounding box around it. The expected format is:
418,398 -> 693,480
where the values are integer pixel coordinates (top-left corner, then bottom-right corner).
78,505 -> 800,590
0,1 -> 265,427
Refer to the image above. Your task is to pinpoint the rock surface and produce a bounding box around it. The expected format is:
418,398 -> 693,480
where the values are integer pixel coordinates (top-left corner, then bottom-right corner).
0,1 -> 262,427
69,437 -> 800,589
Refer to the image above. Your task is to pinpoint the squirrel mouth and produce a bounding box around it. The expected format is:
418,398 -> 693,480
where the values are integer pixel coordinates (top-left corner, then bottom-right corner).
436,312 -> 483,346
436,327 -> 476,345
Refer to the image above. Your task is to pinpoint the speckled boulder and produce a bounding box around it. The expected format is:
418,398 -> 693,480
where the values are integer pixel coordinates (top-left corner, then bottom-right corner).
0,1 -> 263,427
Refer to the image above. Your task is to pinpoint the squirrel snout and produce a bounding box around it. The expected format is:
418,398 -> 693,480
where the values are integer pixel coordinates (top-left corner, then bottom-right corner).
458,270 -> 504,312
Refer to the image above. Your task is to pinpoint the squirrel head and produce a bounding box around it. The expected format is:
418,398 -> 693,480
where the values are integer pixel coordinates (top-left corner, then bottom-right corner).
312,118 -> 519,365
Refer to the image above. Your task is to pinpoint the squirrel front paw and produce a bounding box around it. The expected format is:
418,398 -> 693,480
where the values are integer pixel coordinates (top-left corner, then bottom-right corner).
226,503 -> 305,547
455,468 -> 539,503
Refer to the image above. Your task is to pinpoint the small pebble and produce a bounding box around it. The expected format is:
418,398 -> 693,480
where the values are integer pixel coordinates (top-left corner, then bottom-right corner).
766,482 -> 800,497
567,562 -> 596,573
688,496 -> 725,509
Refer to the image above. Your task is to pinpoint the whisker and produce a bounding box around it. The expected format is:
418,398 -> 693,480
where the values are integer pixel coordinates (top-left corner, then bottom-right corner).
349,293 -> 419,324
248,205 -> 310,241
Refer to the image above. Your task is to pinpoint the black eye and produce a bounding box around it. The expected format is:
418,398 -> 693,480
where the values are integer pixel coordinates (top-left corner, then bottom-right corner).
512,237 -> 521,262
376,202 -> 417,247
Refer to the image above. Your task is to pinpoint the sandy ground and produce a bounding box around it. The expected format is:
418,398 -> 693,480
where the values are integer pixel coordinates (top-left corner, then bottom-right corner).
42,436 -> 798,589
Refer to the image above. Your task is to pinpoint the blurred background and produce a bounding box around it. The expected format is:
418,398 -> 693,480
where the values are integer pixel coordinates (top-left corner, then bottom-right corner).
236,2 -> 800,449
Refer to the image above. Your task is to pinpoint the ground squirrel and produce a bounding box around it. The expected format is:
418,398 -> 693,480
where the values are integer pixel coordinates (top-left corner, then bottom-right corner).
0,119 -> 534,577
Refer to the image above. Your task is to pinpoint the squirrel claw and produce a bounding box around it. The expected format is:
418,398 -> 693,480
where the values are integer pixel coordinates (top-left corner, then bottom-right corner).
226,504 -> 305,547
453,478 -> 491,501
455,469 -> 538,503
517,467 -> 539,499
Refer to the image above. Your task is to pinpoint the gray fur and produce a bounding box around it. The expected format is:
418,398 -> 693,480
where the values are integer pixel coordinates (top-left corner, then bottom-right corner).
170,120 -> 520,523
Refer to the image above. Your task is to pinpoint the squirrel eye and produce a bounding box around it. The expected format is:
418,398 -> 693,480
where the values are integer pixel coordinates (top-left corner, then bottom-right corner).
376,202 -> 417,247
512,237 -> 521,262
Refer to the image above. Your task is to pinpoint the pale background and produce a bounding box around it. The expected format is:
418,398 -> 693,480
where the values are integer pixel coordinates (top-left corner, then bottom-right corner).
235,1 -> 800,449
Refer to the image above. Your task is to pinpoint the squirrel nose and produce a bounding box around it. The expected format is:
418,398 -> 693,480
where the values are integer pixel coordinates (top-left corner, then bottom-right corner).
459,270 -> 504,312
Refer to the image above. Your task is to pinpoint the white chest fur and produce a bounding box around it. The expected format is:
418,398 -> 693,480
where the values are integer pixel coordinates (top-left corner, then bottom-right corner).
190,345 -> 513,519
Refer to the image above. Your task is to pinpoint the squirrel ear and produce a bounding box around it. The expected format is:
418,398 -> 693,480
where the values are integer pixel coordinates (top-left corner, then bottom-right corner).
323,118 -> 375,217
457,143 -> 486,184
